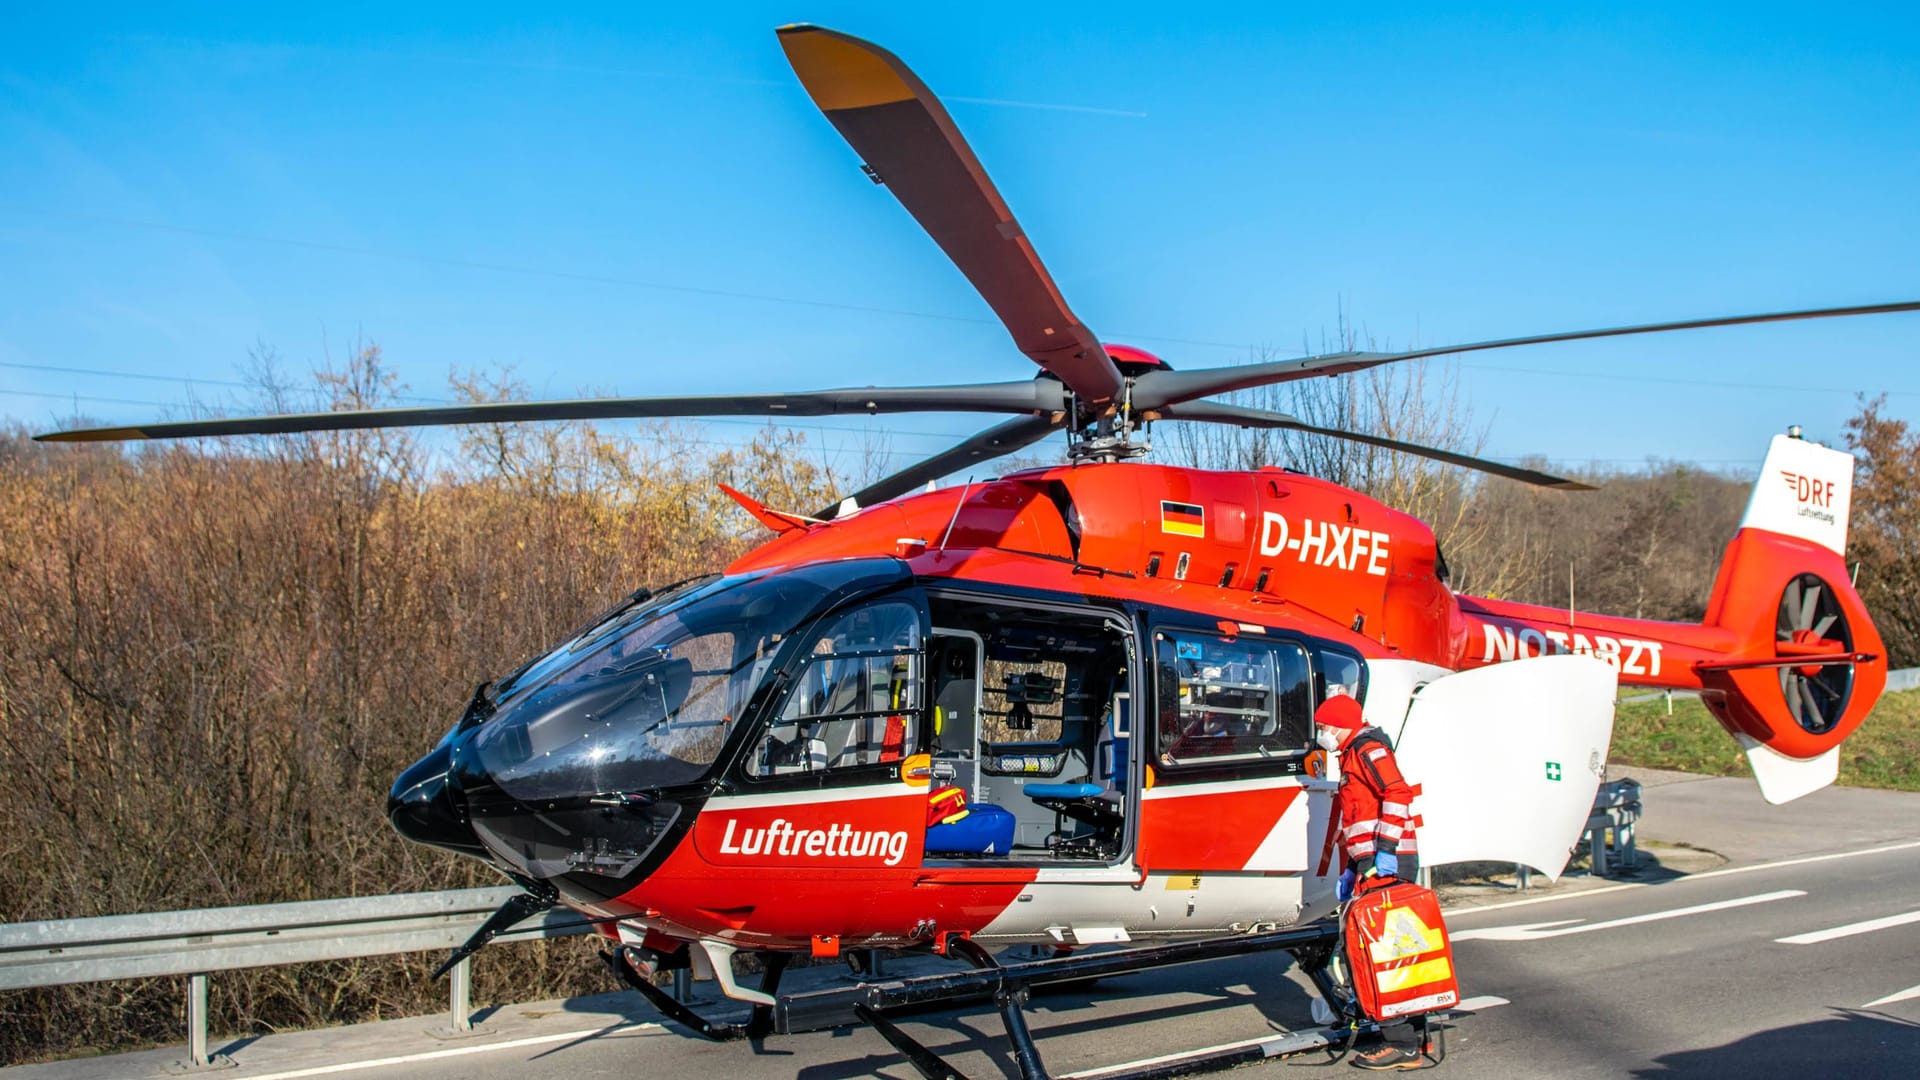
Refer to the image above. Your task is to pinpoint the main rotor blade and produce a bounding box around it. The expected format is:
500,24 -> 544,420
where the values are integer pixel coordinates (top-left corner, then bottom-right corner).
1133,300 -> 1920,410
778,25 -> 1124,404
34,380 -> 1065,443
819,413 -> 1060,519
1159,400 -> 1595,490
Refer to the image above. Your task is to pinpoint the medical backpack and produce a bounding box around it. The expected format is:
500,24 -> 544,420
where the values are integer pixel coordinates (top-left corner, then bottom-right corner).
1342,879 -> 1460,1021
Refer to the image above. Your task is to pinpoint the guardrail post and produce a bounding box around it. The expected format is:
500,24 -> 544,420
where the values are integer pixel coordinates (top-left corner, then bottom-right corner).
449,956 -> 472,1033
188,972 -> 209,1067
172,971 -> 233,1070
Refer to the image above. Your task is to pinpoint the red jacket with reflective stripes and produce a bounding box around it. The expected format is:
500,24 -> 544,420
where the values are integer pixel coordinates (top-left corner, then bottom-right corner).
1336,727 -> 1418,871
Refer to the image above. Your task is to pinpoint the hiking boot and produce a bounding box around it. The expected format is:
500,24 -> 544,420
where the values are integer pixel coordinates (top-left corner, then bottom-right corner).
1350,1039 -> 1426,1070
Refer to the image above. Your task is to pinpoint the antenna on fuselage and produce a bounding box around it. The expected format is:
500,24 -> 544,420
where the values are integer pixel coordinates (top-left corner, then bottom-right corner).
939,477 -> 974,552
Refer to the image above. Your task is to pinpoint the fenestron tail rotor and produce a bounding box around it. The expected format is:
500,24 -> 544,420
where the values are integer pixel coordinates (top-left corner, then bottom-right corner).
1777,572 -> 1854,735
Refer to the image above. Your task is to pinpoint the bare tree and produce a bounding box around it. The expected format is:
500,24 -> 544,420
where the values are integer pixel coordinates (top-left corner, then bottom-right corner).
1847,395 -> 1920,666
1159,320 -> 1521,595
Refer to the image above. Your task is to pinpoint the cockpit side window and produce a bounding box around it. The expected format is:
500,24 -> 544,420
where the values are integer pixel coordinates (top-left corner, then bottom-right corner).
1312,647 -> 1368,708
753,601 -> 924,776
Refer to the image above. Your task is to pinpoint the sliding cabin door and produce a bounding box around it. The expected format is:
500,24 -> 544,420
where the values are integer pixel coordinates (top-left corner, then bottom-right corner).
1136,625 -> 1330,877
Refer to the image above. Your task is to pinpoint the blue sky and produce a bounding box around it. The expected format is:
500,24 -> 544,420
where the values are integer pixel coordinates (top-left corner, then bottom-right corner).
3,2 -> 1916,485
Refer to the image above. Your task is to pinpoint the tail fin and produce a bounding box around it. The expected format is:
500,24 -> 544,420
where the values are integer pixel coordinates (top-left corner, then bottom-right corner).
1699,433 -> 1886,803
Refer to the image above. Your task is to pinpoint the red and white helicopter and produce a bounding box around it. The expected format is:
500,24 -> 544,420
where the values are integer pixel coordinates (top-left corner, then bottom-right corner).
40,23 -> 1912,1080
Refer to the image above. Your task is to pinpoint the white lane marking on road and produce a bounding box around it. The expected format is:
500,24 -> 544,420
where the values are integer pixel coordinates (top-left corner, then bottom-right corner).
1444,839 -> 1920,919
1058,1032 -> 1310,1079
233,1023 -> 662,1080
1451,890 -> 1806,942
1865,984 -> 1920,1008
1776,909 -> 1920,945
1064,996 -> 1513,1078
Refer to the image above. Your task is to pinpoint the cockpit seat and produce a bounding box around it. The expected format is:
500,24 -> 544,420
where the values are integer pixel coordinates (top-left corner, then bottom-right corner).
925,802 -> 1016,856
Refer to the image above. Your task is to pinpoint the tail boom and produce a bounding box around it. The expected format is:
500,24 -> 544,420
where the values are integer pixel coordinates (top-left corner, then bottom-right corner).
1449,432 -> 1886,802
1457,597 -> 1733,691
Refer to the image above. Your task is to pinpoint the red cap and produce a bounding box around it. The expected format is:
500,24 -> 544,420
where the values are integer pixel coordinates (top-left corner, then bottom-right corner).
1313,694 -> 1364,733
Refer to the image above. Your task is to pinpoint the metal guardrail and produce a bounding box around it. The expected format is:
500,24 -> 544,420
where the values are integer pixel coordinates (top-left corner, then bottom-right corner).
0,886 -> 588,1071
1618,665 -> 1920,705
1587,778 -> 1642,876
0,756 -> 1709,1072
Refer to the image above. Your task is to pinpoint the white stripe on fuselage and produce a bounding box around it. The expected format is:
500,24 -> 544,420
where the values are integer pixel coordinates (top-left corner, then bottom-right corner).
1141,774 -> 1305,800
974,873 -> 1306,942
702,782 -> 911,810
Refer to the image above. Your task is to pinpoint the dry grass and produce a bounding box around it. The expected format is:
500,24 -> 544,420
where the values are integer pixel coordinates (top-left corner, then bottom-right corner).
1611,688 -> 1920,792
0,350 -> 841,1063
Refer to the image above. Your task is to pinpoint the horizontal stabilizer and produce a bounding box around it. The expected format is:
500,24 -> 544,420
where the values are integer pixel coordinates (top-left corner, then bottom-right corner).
1735,733 -> 1839,805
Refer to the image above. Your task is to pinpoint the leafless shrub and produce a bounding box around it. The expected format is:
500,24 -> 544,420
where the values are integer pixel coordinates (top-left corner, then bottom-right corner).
1847,395 -> 1920,666
0,345 -> 837,1063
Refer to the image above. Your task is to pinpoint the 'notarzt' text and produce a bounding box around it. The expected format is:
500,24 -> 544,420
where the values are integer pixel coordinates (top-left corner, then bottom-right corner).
1482,624 -> 1664,676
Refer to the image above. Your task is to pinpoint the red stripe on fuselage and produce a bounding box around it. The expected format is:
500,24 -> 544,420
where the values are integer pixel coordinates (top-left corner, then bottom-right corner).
1139,785 -> 1302,870
606,792 -> 1038,949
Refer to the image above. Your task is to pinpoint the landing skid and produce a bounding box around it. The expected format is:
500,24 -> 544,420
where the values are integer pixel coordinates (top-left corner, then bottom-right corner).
617,921 -> 1410,1079
605,946 -> 791,1041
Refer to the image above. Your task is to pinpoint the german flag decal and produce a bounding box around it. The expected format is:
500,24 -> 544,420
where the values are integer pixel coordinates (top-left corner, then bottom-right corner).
1160,500 -> 1205,538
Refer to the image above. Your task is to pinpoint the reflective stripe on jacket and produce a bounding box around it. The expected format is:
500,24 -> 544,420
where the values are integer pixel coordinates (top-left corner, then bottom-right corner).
1335,726 -> 1418,867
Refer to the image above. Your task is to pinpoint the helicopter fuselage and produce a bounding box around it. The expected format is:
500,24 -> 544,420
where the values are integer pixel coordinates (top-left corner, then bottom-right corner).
389,456 -> 1875,962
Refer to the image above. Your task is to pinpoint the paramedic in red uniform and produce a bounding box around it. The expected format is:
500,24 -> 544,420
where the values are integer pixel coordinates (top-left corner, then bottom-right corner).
1315,692 -> 1430,1071
1317,693 -> 1419,890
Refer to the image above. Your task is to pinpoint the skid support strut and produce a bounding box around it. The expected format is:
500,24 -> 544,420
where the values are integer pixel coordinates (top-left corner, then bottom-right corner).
606,946 -> 790,1041
1292,938 -> 1358,1026
948,937 -> 1047,1080
771,922 -> 1351,1080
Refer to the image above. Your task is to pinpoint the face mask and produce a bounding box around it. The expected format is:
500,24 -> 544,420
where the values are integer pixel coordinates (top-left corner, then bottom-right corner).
1315,726 -> 1345,752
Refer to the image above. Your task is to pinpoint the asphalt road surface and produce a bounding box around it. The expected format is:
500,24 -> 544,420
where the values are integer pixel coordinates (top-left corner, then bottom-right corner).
9,776 -> 1920,1079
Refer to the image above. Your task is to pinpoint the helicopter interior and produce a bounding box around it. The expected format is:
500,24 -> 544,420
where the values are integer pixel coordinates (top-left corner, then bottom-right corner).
926,595 -> 1132,862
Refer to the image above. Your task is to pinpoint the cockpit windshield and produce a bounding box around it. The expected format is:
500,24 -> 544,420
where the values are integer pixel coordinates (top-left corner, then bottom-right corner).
489,574 -> 722,704
467,558 -> 910,802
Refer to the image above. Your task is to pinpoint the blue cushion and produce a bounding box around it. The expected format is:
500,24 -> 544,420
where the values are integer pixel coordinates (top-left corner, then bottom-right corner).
1025,782 -> 1105,801
926,803 -> 1016,855
1099,736 -> 1129,789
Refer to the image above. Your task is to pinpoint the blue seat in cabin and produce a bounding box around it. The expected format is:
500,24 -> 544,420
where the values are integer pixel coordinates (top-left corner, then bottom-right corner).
925,802 -> 1017,856
1097,704 -> 1130,791
1027,701 -> 1131,833
1024,782 -> 1104,801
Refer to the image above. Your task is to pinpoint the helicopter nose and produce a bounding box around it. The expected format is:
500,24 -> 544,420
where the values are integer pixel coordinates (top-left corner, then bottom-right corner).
388,740 -> 489,858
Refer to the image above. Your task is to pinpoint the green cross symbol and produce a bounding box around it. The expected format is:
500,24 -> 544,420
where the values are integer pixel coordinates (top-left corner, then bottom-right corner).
1545,761 -> 1563,782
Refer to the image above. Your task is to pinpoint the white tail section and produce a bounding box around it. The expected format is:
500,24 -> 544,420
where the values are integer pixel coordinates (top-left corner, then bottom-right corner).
1740,434 -> 1854,556
1736,734 -> 1840,805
